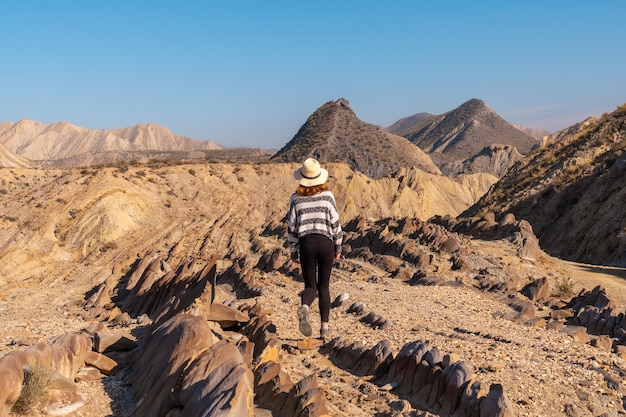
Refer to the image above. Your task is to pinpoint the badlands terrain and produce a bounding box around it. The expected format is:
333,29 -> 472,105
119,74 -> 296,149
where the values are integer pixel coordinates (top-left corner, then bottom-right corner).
1,161 -> 625,416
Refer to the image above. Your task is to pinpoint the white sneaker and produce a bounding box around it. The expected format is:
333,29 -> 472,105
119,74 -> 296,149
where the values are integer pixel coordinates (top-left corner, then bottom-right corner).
297,305 -> 312,337
320,325 -> 331,340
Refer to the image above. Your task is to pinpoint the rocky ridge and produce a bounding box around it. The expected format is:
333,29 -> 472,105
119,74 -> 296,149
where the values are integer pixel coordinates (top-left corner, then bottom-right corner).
466,103 -> 626,267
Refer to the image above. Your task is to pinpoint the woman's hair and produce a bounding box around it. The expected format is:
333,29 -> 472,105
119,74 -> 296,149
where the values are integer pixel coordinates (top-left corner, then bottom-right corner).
296,183 -> 328,196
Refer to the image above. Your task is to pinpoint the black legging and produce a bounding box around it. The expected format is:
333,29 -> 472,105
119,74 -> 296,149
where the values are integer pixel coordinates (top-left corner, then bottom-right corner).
299,234 -> 334,322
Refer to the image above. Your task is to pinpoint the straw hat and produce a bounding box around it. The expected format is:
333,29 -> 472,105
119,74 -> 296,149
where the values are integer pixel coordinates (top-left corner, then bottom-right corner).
293,158 -> 328,187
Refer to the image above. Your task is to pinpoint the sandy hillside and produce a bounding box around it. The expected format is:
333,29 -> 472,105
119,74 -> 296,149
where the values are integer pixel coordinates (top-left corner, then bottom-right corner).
1,163 -> 625,417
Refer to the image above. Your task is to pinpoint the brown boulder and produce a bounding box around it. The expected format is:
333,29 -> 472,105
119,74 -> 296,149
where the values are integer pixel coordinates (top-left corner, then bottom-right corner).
93,332 -> 137,353
521,277 -> 550,302
123,313 -> 219,417
37,369 -> 85,416
84,351 -> 117,376
478,383 -> 515,417
176,340 -> 254,417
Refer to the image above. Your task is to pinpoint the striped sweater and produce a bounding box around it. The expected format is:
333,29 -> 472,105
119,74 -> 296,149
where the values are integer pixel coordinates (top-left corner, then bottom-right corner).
287,190 -> 342,255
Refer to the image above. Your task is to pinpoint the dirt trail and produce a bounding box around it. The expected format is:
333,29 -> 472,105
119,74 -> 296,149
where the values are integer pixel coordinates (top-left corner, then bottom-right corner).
562,261 -> 626,309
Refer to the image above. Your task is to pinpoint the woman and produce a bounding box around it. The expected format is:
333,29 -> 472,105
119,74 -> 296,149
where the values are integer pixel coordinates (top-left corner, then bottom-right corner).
287,158 -> 342,340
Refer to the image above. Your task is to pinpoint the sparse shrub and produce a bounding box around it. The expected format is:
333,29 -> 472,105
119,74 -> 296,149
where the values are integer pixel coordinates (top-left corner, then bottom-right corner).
552,276 -> 575,298
0,189 -> 6,195
11,365 -> 53,414
136,170 -> 146,177
188,168 -> 196,176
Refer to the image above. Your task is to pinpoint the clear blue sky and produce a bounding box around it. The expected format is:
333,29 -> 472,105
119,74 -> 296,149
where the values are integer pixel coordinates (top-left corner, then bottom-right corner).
2,1 -> 625,149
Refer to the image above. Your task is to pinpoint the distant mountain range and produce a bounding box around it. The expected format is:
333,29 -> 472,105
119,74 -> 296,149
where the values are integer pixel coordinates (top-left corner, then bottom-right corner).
271,98 -> 441,178
275,97 -> 543,179
0,120 -> 222,168
0,99 -> 552,179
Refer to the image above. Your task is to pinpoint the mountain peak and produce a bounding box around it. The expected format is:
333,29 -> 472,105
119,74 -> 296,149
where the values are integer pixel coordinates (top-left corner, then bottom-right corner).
458,98 -> 487,110
271,98 -> 440,178
399,99 -> 537,165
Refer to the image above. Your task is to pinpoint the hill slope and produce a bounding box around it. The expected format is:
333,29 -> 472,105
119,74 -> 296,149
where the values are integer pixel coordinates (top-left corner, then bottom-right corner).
384,112 -> 435,134
465,103 -> 626,266
0,162 -> 624,417
0,162 -> 486,286
0,143 -> 32,168
271,98 -> 440,178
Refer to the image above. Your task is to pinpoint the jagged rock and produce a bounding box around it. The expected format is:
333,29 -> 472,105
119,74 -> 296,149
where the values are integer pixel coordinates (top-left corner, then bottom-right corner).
351,339 -> 394,377
236,339 -> 254,366
381,341 -> 429,388
332,341 -> 366,370
122,312 -> 220,416
501,296 -> 536,322
330,292 -> 350,308
589,335 -> 613,352
560,326 -> 592,344
280,374 -> 325,417
499,213 -> 516,226
546,320 -> 565,331
207,302 -> 250,328
525,317 -> 547,328
550,309 -> 574,320
256,249 -> 283,272
410,274 -> 448,286
48,333 -> 92,380
93,332 -> 137,353
423,346 -> 443,367
439,362 -> 472,417
84,273 -> 117,308
411,364 -> 443,411
37,368 -> 85,416
455,378 -> 488,417
254,361 -> 281,401
571,285 -> 613,312
478,383 -> 515,417
0,351 -> 27,416
75,366 -> 105,382
615,345 -> 626,360
112,312 -> 132,327
84,351 -> 117,375
175,340 -> 254,417
360,312 -> 390,330
512,220 -> 539,261
521,277 -> 550,302
346,301 -> 367,315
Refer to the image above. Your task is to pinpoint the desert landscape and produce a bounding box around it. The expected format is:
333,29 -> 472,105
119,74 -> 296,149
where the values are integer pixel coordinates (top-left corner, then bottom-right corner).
0,99 -> 625,417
